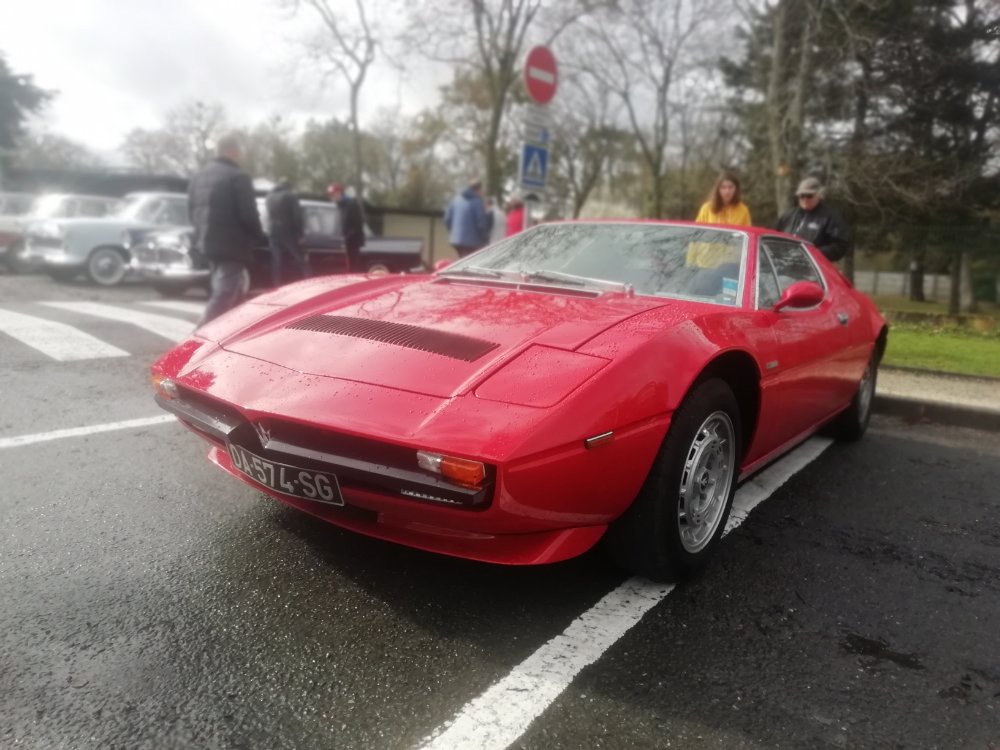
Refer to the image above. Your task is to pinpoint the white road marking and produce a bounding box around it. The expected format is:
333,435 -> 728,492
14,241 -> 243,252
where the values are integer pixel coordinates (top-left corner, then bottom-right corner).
0,415 -> 176,450
0,308 -> 128,361
420,436 -> 834,750
140,300 -> 205,316
43,301 -> 194,342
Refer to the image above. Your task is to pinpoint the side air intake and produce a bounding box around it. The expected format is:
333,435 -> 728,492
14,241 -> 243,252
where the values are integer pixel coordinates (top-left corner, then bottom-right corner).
285,314 -> 500,362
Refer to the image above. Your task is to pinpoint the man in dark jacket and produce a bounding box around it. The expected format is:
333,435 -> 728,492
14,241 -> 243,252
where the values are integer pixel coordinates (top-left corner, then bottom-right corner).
189,134 -> 265,325
266,179 -> 306,287
776,176 -> 852,262
328,183 -> 365,272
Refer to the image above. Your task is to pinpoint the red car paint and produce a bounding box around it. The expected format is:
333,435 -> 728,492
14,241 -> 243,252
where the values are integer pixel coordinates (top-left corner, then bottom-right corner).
152,222 -> 886,566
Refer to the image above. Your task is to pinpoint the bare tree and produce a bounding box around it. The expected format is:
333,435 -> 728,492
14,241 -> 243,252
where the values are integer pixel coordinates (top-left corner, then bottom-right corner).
402,0 -> 596,198
579,0 -> 718,218
285,0 -> 381,198
120,100 -> 227,176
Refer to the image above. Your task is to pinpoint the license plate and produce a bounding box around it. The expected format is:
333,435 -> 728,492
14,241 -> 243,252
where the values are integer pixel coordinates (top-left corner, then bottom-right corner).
227,444 -> 344,506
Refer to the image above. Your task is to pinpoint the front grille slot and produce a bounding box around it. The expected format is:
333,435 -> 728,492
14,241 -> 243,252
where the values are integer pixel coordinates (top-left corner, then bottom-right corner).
285,314 -> 499,362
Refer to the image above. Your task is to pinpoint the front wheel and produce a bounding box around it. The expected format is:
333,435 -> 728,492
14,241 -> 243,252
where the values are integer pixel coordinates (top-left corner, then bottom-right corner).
604,378 -> 742,582
87,247 -> 128,286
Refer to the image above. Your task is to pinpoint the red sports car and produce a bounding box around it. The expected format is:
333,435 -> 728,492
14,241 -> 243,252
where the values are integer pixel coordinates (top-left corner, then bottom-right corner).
151,221 -> 887,581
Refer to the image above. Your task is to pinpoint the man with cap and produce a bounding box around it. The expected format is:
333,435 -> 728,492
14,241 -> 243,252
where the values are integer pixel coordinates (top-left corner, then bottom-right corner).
328,183 -> 366,272
776,176 -> 852,262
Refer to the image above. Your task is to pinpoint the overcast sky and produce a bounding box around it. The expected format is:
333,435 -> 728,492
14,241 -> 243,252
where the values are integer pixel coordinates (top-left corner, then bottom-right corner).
1,0 -> 438,159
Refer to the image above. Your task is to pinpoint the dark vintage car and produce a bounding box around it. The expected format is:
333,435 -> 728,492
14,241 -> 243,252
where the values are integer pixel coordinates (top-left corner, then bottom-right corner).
130,198 -> 425,296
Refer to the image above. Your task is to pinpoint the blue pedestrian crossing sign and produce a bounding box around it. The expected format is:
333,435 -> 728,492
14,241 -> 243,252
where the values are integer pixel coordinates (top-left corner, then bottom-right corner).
519,143 -> 549,191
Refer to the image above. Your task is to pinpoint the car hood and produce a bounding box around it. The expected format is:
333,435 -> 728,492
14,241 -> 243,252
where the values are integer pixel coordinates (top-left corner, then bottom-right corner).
221,278 -> 668,398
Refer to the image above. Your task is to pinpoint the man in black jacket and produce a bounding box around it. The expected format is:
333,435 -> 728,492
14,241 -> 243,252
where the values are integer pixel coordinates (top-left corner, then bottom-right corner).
776,177 -> 852,262
266,179 -> 306,287
189,134 -> 265,325
328,183 -> 365,272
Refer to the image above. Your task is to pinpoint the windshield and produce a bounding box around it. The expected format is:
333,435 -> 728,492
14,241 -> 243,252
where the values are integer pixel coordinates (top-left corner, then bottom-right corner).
440,222 -> 748,305
117,195 -> 161,222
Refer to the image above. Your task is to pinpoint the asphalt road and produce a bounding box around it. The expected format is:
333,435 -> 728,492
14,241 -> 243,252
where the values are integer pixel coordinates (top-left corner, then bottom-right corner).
1,273 -> 999,750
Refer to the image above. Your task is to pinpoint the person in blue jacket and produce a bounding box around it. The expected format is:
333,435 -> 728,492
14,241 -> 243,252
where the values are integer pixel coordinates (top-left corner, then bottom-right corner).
443,177 -> 491,257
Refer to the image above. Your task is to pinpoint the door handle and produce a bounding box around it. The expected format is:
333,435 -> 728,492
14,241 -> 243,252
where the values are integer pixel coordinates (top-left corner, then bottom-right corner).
836,312 -> 849,325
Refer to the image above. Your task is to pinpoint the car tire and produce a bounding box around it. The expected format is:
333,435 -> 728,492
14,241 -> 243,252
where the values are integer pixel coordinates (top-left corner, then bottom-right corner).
366,261 -> 390,275
153,282 -> 192,298
829,352 -> 878,441
604,378 -> 742,582
87,247 -> 128,286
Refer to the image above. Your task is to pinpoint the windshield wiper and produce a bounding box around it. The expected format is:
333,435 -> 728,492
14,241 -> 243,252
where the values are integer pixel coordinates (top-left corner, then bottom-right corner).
522,269 -> 632,293
440,265 -> 507,279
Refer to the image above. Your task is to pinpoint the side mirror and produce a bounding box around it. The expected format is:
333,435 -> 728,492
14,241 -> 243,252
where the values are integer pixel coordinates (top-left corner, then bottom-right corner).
773,280 -> 824,311
434,259 -> 454,271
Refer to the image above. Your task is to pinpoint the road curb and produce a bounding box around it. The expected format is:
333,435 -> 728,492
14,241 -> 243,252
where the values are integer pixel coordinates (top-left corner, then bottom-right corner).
880,365 -> 1000,383
874,394 -> 1000,432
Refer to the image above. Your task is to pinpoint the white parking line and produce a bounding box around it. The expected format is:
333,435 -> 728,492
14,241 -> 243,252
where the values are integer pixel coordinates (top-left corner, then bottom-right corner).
43,301 -> 194,342
140,300 -> 205,316
0,415 -> 176,449
420,436 -> 834,750
0,308 -> 129,361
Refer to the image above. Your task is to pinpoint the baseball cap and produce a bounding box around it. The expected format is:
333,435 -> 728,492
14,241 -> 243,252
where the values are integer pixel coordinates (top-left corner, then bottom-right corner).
796,177 -> 822,196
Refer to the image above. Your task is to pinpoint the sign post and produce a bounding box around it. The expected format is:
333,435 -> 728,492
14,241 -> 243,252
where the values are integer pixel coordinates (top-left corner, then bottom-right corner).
518,46 -> 559,220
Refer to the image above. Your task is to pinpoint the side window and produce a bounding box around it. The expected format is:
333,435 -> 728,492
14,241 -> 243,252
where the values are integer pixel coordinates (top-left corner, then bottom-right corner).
78,200 -> 108,217
61,200 -> 80,218
305,206 -> 338,235
762,240 -> 824,300
757,247 -> 782,308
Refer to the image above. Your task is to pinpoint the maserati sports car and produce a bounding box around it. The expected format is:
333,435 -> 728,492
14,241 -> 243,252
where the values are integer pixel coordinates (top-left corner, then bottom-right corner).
151,221 -> 887,581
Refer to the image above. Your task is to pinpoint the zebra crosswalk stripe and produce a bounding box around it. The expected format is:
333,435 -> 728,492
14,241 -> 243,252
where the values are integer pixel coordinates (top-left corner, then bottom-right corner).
0,308 -> 129,361
43,301 -> 194,343
140,300 -> 205,316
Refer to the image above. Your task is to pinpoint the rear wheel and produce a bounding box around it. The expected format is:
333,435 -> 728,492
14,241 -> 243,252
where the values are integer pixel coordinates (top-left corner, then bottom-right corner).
366,261 -> 390,275
604,378 -> 742,581
87,247 -> 128,286
830,353 -> 878,441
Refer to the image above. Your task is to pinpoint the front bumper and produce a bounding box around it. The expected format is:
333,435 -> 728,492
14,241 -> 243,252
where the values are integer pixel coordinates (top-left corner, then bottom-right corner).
133,259 -> 209,283
151,346 -> 667,566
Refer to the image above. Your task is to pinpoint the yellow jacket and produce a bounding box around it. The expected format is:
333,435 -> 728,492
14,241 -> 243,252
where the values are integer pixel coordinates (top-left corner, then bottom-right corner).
695,201 -> 752,226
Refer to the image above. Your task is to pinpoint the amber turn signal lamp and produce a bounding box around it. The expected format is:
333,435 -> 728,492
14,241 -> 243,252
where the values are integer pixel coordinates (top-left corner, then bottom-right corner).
151,374 -> 179,400
417,450 -> 486,488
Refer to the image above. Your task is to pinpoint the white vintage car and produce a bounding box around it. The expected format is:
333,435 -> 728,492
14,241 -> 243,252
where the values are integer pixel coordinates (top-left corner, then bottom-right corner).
1,193 -> 122,273
23,192 -> 188,285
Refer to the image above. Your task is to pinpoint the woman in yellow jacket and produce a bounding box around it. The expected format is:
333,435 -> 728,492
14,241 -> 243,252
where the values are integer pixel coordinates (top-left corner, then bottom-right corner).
695,171 -> 752,226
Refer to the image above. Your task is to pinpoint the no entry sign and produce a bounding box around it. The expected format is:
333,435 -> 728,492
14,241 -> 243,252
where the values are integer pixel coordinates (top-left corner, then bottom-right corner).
523,46 -> 558,105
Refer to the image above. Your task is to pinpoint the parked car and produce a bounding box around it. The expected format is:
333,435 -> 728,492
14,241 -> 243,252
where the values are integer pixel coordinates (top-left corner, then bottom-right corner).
23,192 -> 188,285
131,198 -> 425,297
1,193 -> 122,273
151,221 -> 888,582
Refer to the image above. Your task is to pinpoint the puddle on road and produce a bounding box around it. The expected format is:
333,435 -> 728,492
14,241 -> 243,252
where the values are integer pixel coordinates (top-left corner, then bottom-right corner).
841,633 -> 925,670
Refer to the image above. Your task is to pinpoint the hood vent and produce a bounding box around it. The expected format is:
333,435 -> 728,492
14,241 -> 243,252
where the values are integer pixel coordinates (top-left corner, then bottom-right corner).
285,314 -> 500,362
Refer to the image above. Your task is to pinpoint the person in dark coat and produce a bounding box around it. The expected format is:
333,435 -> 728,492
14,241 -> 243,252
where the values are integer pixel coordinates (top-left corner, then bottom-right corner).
189,134 -> 266,326
776,176 -> 852,262
328,183 -> 366,272
266,179 -> 306,287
